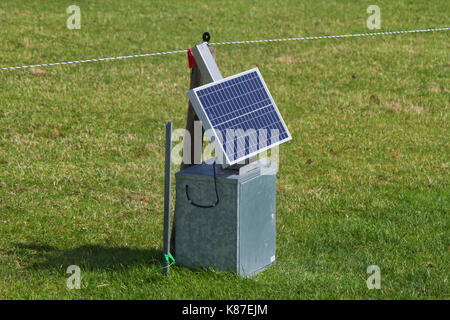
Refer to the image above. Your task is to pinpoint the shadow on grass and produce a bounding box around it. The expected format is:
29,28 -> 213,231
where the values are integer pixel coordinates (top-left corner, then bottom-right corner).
13,243 -> 162,272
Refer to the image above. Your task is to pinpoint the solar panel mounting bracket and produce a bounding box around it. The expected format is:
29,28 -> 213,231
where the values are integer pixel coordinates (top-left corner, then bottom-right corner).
191,42 -> 229,167
191,42 -> 223,83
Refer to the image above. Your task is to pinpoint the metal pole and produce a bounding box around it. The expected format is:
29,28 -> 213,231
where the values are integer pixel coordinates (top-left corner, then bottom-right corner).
163,121 -> 173,276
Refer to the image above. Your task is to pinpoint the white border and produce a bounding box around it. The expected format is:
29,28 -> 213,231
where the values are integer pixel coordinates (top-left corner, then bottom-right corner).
187,67 -> 292,166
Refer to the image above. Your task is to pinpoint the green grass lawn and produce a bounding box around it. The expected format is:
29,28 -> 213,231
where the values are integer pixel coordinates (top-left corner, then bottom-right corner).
0,0 -> 448,299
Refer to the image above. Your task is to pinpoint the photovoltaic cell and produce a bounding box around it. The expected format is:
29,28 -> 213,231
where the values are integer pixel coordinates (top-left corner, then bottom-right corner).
188,68 -> 291,165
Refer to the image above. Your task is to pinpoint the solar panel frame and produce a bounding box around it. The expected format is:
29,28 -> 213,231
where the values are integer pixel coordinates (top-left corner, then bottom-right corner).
187,67 -> 292,166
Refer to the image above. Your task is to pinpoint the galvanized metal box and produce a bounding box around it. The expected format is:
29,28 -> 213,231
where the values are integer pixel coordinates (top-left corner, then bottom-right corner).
174,161 -> 277,277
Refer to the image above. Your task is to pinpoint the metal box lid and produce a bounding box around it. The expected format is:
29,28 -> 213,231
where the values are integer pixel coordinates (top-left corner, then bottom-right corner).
176,160 -> 278,184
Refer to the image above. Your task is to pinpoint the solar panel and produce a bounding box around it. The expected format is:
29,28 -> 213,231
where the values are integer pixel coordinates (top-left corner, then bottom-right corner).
187,67 -> 291,165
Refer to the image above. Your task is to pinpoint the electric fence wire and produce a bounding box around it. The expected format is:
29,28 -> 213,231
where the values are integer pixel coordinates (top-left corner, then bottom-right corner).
1,27 -> 449,71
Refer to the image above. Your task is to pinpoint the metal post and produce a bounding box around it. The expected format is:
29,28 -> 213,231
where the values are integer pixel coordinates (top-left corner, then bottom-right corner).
163,121 -> 172,276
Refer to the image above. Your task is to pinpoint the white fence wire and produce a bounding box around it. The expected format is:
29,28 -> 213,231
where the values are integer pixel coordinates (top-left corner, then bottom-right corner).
1,27 -> 449,71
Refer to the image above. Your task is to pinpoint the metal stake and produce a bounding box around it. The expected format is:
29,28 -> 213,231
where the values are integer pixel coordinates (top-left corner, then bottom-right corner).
163,121 -> 173,276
